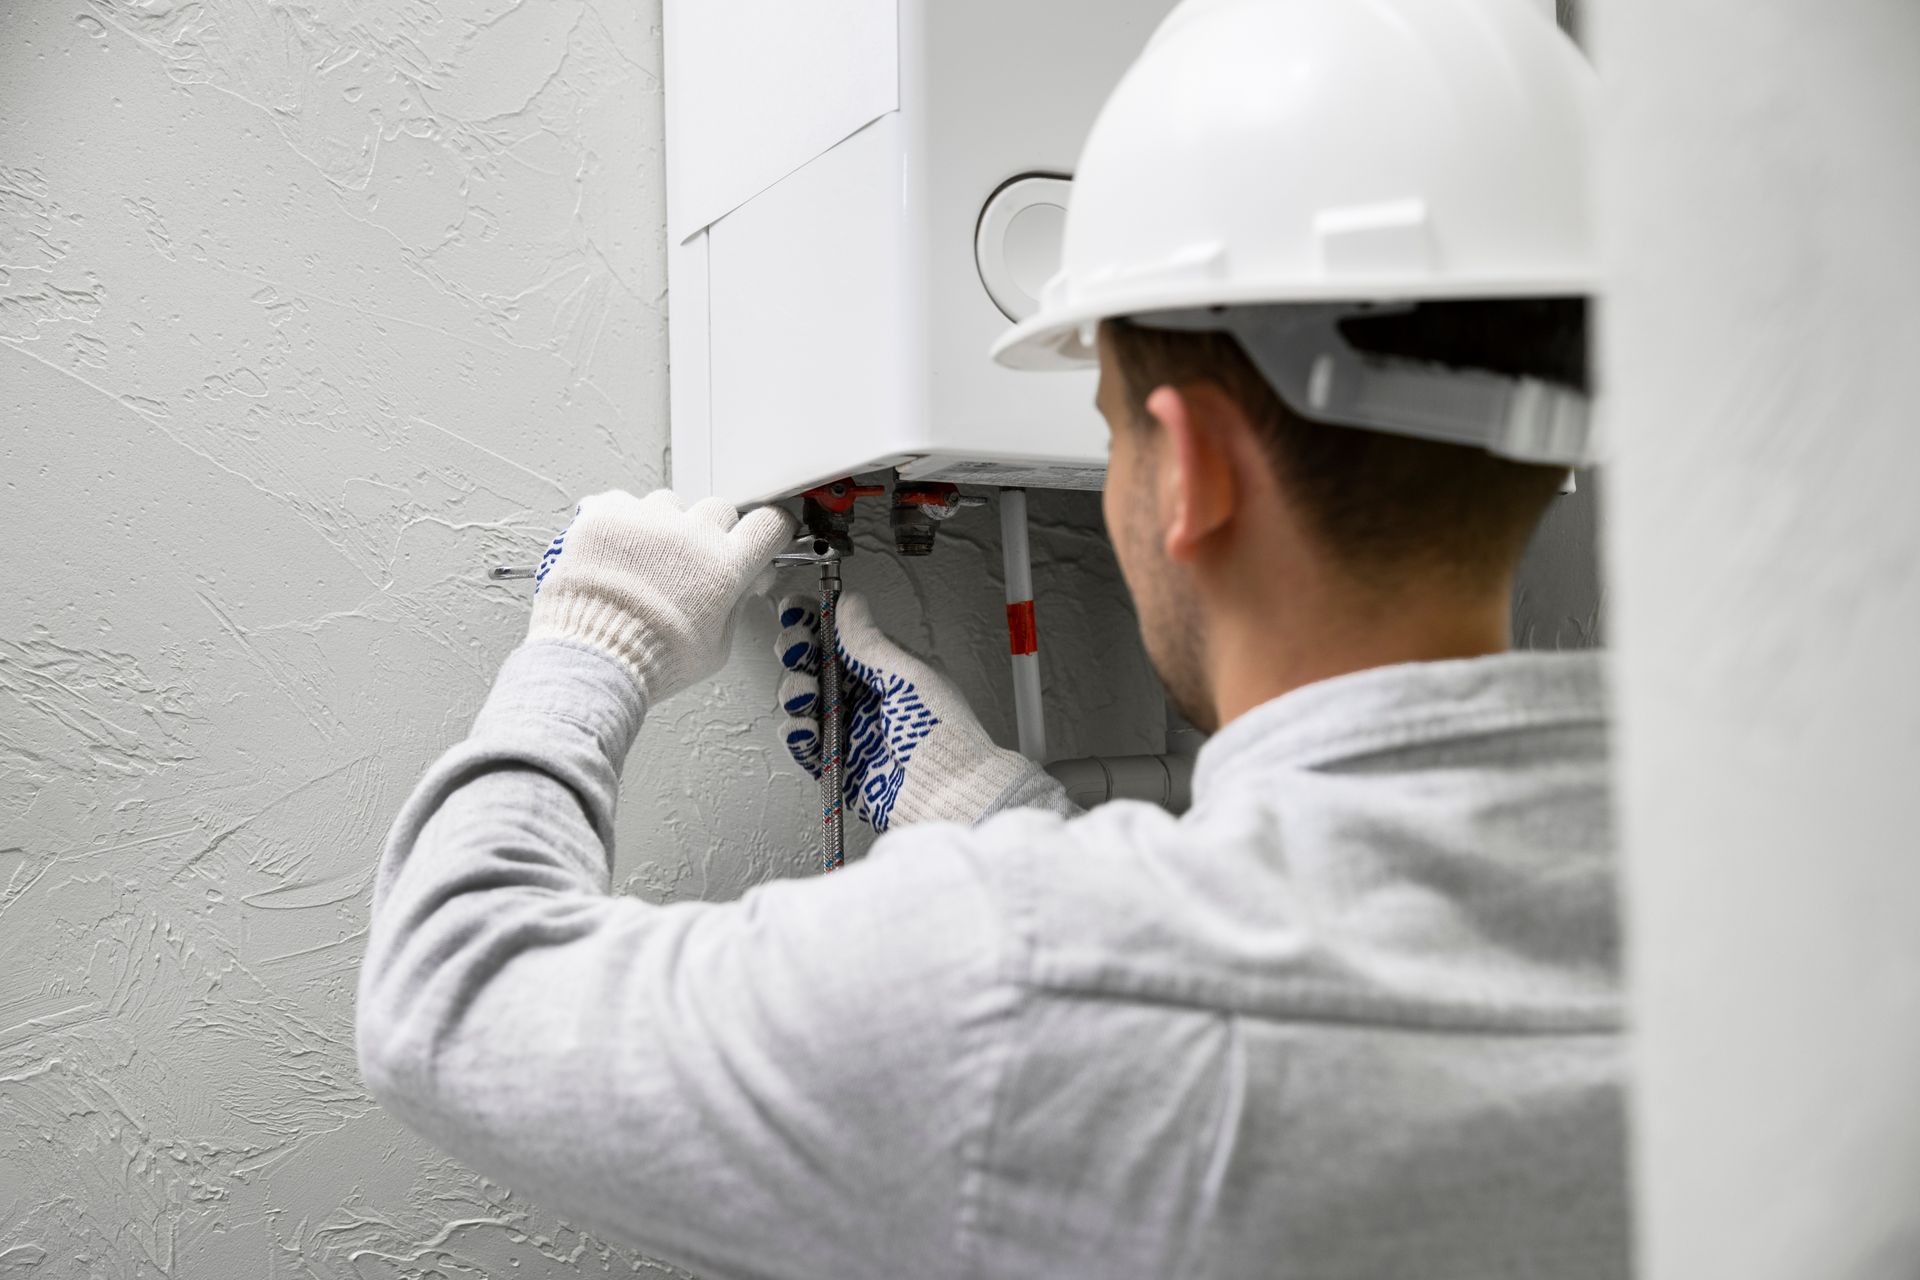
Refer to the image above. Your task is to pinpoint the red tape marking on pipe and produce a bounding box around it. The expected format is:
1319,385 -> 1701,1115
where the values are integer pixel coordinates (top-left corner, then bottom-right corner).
1006,600 -> 1037,656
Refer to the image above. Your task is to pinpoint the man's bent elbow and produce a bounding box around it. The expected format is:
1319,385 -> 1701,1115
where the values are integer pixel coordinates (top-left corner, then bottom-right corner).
354,954 -> 432,1120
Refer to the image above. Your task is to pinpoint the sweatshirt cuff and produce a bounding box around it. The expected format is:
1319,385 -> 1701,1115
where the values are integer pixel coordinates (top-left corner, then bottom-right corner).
475,636 -> 649,770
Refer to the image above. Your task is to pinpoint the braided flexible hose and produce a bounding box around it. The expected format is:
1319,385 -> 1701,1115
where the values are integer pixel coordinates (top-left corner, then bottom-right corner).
817,559 -> 845,871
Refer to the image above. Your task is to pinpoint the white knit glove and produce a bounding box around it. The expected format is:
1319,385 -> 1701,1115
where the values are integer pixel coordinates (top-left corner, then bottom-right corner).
773,591 -> 1072,830
528,489 -> 796,708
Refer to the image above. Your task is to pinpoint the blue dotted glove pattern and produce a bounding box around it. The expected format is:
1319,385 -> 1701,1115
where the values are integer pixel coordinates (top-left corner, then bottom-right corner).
532,504 -> 578,596
776,601 -> 823,775
775,597 -> 941,832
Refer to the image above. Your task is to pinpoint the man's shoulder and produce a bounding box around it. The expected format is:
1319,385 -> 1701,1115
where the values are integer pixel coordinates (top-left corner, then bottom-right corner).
872,725 -> 1619,1029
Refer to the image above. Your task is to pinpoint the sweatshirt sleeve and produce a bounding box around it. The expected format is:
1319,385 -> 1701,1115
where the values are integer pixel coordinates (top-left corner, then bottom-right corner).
356,638 -> 1015,1280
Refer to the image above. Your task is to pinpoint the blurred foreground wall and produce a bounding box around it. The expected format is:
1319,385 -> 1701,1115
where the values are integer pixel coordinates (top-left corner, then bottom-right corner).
1597,2 -> 1920,1276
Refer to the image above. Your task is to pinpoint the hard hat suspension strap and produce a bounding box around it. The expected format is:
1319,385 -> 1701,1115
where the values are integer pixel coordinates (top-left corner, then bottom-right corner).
1131,304 -> 1596,468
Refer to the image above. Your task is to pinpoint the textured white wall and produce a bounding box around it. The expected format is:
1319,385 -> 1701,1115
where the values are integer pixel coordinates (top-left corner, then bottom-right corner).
1596,2 -> 1920,1276
0,3 -> 1158,1274
0,2 -> 1601,1275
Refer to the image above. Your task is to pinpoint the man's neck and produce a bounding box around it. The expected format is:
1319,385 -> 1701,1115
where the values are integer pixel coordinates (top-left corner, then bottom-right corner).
1208,583 -> 1514,729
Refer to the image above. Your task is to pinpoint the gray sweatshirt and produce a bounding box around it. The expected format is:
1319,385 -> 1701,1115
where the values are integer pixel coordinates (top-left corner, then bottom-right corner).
357,637 -> 1629,1280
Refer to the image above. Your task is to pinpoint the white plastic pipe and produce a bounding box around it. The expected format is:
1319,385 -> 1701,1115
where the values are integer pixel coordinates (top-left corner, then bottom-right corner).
1044,754 -> 1194,814
999,488 -> 1046,760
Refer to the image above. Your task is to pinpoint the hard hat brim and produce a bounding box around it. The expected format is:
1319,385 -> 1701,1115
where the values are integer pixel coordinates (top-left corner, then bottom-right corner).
989,309 -> 1102,371
991,270 -> 1599,373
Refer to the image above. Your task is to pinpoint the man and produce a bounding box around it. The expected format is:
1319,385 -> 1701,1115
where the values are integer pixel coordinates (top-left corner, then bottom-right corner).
357,1 -> 1628,1276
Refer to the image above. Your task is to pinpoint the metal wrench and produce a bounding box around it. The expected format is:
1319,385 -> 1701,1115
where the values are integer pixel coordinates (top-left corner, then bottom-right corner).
774,538 -> 845,872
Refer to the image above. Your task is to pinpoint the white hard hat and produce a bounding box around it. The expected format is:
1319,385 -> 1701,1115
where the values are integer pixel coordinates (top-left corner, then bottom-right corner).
992,0 -> 1600,465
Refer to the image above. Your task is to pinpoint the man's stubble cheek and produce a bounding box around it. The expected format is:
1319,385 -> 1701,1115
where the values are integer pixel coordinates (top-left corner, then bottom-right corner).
1111,486 -> 1214,734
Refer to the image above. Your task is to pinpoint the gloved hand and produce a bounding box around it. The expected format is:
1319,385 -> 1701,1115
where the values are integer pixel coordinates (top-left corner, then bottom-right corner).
774,591 -> 1072,831
528,489 -> 795,708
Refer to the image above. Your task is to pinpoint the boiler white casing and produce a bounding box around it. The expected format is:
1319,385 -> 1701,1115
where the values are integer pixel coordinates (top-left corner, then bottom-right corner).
664,0 -> 1178,504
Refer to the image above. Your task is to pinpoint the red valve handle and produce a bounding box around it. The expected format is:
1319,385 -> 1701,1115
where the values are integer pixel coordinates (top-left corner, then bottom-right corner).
893,482 -> 961,508
800,478 -> 887,514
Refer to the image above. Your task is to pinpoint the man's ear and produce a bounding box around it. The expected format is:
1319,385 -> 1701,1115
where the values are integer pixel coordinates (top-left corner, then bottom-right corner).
1144,382 -> 1240,562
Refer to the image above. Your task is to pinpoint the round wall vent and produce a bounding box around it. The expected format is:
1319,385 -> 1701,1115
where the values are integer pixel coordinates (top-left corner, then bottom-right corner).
975,175 -> 1073,323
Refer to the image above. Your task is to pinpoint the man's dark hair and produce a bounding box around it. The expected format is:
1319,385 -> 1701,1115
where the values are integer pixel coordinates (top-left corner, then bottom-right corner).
1104,298 -> 1587,587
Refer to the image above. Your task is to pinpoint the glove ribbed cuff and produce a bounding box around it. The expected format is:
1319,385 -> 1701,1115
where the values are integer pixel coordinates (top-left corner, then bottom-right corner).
527,593 -> 672,704
983,765 -> 1078,818
893,729 -> 1059,828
